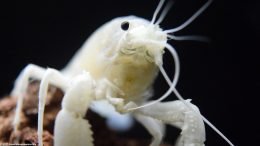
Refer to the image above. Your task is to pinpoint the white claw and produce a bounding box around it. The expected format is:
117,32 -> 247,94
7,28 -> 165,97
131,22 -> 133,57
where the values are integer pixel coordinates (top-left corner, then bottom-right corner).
54,110 -> 93,146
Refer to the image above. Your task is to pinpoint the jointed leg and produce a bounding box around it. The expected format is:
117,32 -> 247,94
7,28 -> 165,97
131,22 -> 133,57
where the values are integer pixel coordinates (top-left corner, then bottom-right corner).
12,64 -> 46,132
37,68 -> 69,146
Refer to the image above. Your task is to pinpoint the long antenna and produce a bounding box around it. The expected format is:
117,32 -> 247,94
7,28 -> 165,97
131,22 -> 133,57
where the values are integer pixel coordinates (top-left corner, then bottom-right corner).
164,0 -> 213,33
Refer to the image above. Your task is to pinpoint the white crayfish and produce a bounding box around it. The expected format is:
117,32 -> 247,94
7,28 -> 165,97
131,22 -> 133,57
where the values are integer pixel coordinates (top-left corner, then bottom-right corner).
11,0 -> 234,146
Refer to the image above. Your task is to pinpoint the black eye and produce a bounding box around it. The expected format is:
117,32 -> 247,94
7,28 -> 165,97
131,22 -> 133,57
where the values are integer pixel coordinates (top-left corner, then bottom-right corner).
121,21 -> 129,31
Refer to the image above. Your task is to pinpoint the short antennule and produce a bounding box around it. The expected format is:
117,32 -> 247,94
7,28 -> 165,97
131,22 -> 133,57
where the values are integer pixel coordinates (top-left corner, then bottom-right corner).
155,0 -> 174,25
168,34 -> 210,42
151,0 -> 166,24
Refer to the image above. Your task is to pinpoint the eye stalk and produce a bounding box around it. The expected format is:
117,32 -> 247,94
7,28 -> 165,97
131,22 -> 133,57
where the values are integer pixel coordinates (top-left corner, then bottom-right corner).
121,21 -> 129,31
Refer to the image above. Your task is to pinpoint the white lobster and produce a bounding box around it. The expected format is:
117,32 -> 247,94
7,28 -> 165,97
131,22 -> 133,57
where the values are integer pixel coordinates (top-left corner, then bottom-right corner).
11,0 -> 234,146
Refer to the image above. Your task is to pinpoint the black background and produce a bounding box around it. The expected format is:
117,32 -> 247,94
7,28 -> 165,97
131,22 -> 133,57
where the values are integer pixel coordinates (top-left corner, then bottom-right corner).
1,0 -> 260,145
